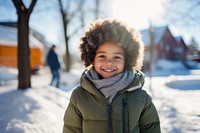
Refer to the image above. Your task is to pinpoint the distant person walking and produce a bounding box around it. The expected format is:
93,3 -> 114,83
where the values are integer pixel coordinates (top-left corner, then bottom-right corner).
47,45 -> 61,88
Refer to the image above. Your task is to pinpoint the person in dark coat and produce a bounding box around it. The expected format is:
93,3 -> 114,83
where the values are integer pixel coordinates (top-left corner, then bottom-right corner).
47,45 -> 61,88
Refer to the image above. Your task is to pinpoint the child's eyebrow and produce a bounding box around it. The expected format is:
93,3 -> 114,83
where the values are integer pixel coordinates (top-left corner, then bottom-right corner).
96,51 -> 106,54
96,51 -> 124,55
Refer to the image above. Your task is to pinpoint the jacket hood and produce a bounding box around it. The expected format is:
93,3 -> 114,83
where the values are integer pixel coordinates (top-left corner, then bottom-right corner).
126,70 -> 145,92
80,69 -> 145,96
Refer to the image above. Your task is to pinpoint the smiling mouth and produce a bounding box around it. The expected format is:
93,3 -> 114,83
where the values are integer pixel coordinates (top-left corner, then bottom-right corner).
102,69 -> 116,73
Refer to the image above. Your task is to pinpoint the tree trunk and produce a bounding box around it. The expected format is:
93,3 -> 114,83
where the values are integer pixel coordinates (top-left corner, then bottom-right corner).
62,13 -> 70,72
12,0 -> 37,90
95,0 -> 100,19
57,0 -> 88,72
17,13 -> 31,89
58,0 -> 70,72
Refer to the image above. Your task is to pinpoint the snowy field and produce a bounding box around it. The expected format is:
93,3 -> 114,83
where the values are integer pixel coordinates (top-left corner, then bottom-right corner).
0,60 -> 200,133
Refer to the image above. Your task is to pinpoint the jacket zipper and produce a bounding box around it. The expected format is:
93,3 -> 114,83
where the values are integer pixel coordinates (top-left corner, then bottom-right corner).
122,92 -> 129,133
107,104 -> 113,133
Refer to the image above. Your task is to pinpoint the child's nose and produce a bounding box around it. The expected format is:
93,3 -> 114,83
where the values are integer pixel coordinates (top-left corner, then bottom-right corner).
105,59 -> 114,65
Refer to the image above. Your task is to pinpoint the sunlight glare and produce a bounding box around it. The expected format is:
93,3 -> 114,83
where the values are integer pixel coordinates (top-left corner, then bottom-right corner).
111,0 -> 164,28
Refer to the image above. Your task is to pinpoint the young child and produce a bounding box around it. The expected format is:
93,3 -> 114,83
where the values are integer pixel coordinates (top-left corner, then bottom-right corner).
63,18 -> 161,133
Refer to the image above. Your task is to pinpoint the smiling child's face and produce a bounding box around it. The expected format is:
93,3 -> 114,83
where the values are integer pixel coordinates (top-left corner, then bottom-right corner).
93,42 -> 125,79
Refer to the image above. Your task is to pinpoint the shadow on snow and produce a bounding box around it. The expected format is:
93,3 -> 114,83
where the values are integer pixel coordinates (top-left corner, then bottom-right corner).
166,80 -> 200,90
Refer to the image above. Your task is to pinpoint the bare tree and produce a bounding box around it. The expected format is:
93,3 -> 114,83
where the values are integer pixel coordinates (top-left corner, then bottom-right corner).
95,0 -> 100,19
163,0 -> 200,27
58,0 -> 85,72
12,0 -> 37,90
189,37 -> 199,55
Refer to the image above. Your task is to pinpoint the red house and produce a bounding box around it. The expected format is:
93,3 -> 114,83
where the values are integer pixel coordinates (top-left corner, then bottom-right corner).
174,36 -> 189,60
140,26 -> 188,69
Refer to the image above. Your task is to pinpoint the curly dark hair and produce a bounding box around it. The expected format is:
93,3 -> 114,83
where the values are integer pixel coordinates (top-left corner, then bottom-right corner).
79,18 -> 144,70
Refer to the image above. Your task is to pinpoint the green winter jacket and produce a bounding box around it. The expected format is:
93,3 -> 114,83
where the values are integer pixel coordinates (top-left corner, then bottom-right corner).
63,70 -> 161,133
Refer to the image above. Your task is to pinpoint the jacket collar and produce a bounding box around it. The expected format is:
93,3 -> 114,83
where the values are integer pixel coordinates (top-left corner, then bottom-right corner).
80,69 -> 145,95
126,70 -> 144,91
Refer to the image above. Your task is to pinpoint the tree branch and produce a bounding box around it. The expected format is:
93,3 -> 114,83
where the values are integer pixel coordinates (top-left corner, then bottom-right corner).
27,0 -> 37,17
12,0 -> 37,17
12,0 -> 26,15
68,0 -> 85,22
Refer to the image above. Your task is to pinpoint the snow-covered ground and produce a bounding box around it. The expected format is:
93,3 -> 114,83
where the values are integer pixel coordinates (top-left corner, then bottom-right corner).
0,60 -> 200,133
147,75 -> 200,133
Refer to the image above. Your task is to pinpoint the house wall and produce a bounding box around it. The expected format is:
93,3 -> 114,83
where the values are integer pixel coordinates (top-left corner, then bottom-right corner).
0,44 -> 43,71
157,29 -> 179,60
178,39 -> 189,60
30,48 -> 43,71
0,45 -> 17,68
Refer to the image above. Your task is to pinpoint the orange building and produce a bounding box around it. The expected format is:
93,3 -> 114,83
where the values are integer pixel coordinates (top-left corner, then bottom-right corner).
0,25 -> 44,71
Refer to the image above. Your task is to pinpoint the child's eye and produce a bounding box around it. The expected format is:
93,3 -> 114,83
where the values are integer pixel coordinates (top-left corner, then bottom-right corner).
114,56 -> 123,60
98,55 -> 106,59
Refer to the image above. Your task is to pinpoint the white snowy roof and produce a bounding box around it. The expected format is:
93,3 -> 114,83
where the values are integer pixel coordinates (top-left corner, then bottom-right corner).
0,25 -> 43,49
140,26 -> 168,46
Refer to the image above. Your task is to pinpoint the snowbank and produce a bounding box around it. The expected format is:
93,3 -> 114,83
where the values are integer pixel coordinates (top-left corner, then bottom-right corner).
0,86 -> 71,133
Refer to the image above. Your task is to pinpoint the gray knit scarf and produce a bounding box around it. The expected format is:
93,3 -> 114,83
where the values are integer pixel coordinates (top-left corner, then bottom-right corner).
86,67 -> 134,103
